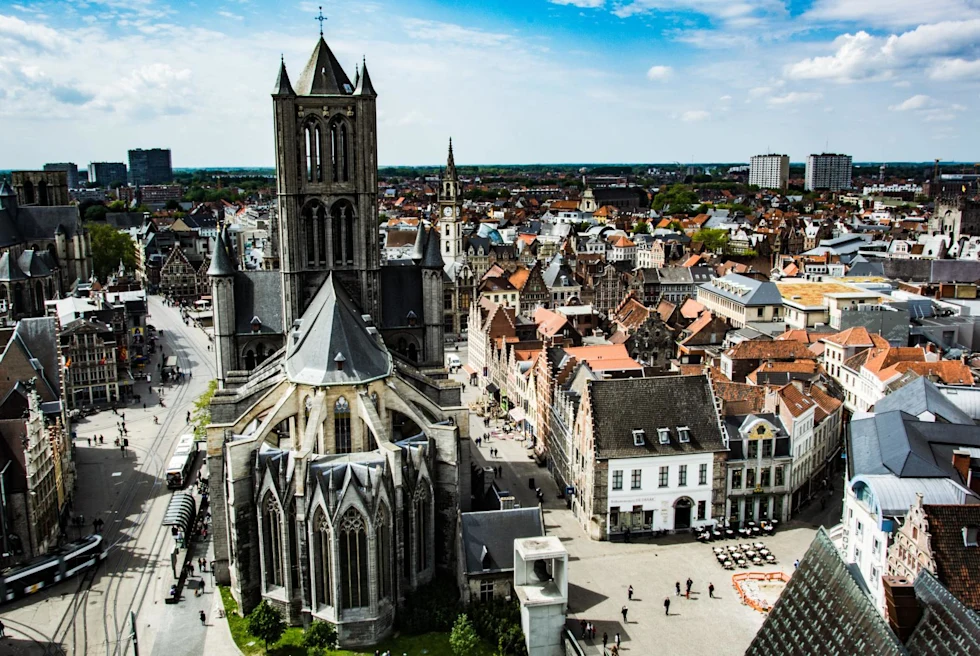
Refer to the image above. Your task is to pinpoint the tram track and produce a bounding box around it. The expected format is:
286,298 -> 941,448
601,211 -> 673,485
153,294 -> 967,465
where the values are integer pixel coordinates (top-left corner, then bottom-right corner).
40,298 -> 218,656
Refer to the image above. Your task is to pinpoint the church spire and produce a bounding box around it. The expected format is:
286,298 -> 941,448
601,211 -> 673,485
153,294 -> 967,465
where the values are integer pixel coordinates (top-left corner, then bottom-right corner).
445,138 -> 457,181
273,55 -> 295,97
354,57 -> 377,97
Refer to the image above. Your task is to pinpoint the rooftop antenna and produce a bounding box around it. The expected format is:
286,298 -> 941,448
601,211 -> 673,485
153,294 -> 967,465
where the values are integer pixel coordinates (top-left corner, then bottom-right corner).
315,5 -> 326,37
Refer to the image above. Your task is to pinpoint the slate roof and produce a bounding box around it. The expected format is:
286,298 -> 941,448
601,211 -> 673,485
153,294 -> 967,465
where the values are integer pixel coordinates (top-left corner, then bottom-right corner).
922,504 -> 980,612
233,270 -> 283,334
848,410 -> 980,479
588,375 -> 726,459
460,508 -> 544,574
745,528 -> 907,656
850,475 -> 973,518
873,377 -> 974,425
295,36 -> 353,96
904,570 -> 980,655
273,59 -> 295,96
699,273 -> 782,307
285,272 -> 391,386
354,60 -> 377,96
208,226 -> 237,276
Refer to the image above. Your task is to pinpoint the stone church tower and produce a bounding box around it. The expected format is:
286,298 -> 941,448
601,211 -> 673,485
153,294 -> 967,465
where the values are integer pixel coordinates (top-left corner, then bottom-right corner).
272,39 -> 381,329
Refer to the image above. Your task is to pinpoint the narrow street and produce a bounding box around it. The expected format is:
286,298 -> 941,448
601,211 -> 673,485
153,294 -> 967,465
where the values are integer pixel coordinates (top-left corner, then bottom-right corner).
0,296 -> 235,656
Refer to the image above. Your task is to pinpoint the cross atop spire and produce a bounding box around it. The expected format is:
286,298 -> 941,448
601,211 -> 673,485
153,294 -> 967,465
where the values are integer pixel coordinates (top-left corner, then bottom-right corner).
315,5 -> 327,37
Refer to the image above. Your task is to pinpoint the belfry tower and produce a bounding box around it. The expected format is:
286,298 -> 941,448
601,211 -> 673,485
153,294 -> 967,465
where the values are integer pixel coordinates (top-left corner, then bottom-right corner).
272,35 -> 381,329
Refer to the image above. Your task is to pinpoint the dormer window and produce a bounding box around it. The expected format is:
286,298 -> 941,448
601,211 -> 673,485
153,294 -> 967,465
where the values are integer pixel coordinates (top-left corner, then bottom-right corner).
334,352 -> 346,371
658,428 -> 670,444
407,310 -> 418,327
250,315 -> 262,333
678,426 -> 691,443
632,429 -> 645,446
964,526 -> 980,548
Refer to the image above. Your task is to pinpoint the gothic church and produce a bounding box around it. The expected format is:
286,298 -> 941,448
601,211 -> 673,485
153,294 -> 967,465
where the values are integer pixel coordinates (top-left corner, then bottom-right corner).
206,36 -> 468,647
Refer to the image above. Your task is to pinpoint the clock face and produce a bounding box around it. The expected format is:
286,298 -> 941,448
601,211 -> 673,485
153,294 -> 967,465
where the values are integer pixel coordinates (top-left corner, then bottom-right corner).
443,206 -> 453,217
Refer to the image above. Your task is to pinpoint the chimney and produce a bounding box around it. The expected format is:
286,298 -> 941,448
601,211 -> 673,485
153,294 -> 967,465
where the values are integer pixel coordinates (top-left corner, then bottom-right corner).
882,576 -> 922,644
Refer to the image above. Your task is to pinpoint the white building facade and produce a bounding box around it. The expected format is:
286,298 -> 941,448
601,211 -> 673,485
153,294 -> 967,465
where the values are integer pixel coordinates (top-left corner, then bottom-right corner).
805,153 -> 852,192
749,154 -> 789,190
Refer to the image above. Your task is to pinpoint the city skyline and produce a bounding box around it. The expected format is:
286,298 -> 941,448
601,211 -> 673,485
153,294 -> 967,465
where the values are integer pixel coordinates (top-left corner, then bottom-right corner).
1,0 -> 979,168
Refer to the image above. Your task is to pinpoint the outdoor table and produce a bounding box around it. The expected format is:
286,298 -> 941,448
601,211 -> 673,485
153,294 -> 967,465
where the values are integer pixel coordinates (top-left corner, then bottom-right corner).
725,530 -> 735,538
765,554 -> 776,562
753,542 -> 765,549
752,557 -> 763,565
760,549 -> 770,556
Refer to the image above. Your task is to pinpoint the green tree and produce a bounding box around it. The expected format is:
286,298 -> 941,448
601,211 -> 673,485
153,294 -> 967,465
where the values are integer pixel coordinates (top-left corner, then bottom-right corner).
651,185 -> 699,215
450,613 -> 480,656
164,199 -> 181,210
84,205 -> 107,222
632,221 -> 650,234
191,379 -> 218,440
107,200 -> 126,212
692,228 -> 730,252
85,221 -> 136,280
302,620 -> 338,655
246,600 -> 285,652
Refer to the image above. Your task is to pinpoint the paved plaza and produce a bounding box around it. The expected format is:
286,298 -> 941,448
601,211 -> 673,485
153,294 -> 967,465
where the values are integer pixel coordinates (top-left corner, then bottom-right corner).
453,349 -> 836,656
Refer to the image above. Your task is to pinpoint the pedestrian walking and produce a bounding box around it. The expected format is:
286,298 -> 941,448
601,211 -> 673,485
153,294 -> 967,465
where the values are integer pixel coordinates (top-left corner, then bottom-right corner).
603,632 -> 608,650
709,583 -> 715,598
615,632 -> 621,648
0,619 -> 5,637
628,584 -> 634,600
794,559 -> 800,569
686,577 -> 692,599
675,581 -> 681,596
87,438 -> 92,446
664,597 -> 670,616
199,610 -> 206,625
580,619 -> 586,639
621,605 -> 628,623
186,411 -> 191,423
586,622 -> 593,639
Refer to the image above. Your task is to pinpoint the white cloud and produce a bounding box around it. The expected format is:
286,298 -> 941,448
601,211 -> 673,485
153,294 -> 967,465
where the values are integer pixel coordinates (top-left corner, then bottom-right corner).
804,0 -> 980,29
217,11 -> 244,20
889,94 -> 931,111
929,57 -> 980,80
681,109 -> 710,122
767,91 -> 822,105
0,13 -> 63,51
785,20 -> 980,83
646,64 -> 672,81
401,18 -> 512,48
549,0 -> 605,7
719,94 -> 732,101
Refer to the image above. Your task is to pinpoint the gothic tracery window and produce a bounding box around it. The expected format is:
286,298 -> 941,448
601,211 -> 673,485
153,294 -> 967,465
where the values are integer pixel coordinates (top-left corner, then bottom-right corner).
262,494 -> 285,588
331,200 -> 355,265
312,509 -> 332,608
414,483 -> 431,574
376,505 -> 391,601
335,397 -> 351,453
339,508 -> 369,610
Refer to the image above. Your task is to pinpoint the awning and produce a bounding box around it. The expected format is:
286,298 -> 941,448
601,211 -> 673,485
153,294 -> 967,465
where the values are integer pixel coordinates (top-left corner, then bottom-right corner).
486,383 -> 499,396
463,365 -> 477,376
162,492 -> 197,536
508,407 -> 526,422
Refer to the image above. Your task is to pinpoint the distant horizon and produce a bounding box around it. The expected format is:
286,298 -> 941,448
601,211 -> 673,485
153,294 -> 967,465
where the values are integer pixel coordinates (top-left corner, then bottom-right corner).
1,160 -> 973,175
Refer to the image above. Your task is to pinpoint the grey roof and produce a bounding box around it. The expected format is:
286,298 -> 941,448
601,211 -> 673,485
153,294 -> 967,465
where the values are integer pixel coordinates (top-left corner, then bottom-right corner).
0,184 -> 21,248
848,410 -> 980,479
588,375 -> 727,459
272,59 -> 295,96
353,59 -> 376,97
420,226 -> 444,269
1,317 -> 60,400
542,254 -> 575,288
409,226 -> 426,262
208,226 -> 236,276
285,272 -> 392,386
656,266 -> 693,284
17,250 -> 53,278
849,475 -> 973,518
460,508 -> 544,574
698,273 -> 782,307
233,270 -> 283,334
295,36 -> 353,96
0,252 -> 27,281
873,377 -> 973,425
905,570 -> 980,655
746,528 -> 907,656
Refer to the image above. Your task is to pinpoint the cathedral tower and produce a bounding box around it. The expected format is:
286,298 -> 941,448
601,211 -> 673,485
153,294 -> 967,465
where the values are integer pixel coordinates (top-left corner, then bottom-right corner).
272,39 -> 381,330
437,140 -> 462,265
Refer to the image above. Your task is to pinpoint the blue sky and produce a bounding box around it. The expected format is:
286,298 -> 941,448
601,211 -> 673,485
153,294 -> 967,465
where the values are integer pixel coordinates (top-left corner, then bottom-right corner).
1,0 -> 979,167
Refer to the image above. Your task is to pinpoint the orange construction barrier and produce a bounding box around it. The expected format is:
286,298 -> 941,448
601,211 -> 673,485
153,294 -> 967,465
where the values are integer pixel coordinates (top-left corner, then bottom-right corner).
731,571 -> 791,613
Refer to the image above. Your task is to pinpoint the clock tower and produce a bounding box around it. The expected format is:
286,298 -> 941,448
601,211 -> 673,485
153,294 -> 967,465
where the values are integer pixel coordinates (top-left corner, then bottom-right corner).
438,139 -> 463,264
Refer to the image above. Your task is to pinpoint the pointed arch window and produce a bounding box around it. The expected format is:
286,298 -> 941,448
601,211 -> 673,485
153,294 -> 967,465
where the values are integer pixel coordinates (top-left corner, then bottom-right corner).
335,397 -> 351,454
331,201 -> 356,265
316,203 -> 327,265
262,494 -> 285,588
414,483 -> 431,574
376,506 -> 391,601
312,509 -> 332,608
339,508 -> 369,609
306,125 -> 314,182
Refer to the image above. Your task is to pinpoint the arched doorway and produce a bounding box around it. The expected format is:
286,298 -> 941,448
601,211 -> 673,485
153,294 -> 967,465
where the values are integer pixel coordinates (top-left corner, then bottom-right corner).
674,497 -> 694,530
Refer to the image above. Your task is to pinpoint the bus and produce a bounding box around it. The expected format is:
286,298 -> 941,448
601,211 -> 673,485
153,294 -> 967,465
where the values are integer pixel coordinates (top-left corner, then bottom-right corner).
166,434 -> 199,489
